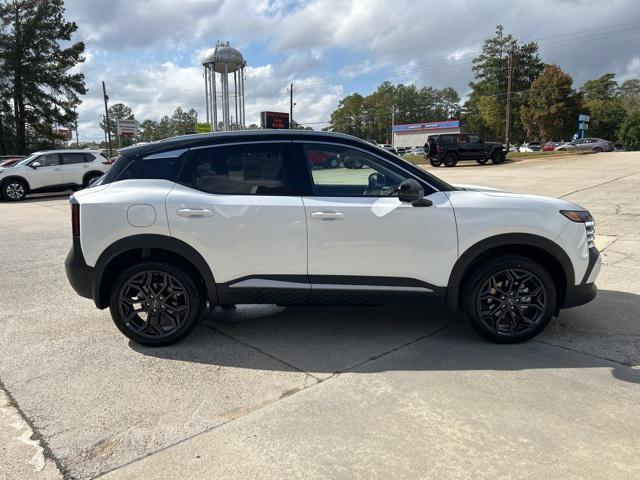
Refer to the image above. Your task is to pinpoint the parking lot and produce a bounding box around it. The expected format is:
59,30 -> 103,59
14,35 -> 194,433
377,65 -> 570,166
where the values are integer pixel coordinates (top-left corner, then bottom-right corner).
1,151 -> 639,479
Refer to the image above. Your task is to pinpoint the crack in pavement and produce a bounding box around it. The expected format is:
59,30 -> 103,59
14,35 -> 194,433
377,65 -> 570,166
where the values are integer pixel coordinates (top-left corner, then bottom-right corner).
0,377 -> 68,479
94,319 -> 462,479
534,338 -> 639,369
559,171 -> 640,199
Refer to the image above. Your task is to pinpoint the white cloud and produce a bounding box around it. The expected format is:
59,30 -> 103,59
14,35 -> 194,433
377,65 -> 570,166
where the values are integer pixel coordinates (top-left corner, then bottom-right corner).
63,0 -> 640,143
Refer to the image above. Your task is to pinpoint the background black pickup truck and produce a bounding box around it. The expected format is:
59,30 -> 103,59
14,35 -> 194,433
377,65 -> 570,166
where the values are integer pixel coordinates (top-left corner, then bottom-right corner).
425,133 -> 506,167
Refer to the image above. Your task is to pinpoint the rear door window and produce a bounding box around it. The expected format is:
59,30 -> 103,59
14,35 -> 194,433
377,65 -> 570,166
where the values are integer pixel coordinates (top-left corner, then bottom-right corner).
61,153 -> 88,165
188,143 -> 293,196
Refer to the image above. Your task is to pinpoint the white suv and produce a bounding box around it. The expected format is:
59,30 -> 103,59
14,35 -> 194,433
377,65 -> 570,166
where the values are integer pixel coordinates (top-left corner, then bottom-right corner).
0,150 -> 110,201
65,131 -> 600,346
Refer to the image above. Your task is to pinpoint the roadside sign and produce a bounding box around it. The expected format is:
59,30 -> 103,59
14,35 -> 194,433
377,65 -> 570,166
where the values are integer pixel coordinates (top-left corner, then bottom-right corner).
116,118 -> 139,137
578,114 -> 590,122
197,124 -> 212,133
261,111 -> 289,129
579,122 -> 589,130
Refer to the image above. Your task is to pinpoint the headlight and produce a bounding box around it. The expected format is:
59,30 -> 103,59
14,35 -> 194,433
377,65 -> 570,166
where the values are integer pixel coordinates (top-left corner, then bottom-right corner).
560,210 -> 596,249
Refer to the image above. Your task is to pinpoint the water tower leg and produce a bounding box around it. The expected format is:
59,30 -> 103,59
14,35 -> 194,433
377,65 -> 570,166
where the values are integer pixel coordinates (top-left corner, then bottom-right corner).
211,67 -> 217,131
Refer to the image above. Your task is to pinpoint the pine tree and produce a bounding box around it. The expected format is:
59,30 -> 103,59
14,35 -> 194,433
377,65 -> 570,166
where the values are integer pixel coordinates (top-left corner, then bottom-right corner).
0,0 -> 86,153
465,25 -> 545,141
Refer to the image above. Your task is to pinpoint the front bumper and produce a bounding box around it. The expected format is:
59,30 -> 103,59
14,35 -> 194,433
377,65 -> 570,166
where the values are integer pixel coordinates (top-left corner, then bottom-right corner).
562,247 -> 600,308
65,236 -> 95,301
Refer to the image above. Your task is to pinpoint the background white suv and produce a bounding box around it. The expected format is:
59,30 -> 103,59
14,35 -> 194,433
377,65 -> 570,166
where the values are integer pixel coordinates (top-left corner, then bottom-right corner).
0,149 -> 110,201
65,131 -> 600,346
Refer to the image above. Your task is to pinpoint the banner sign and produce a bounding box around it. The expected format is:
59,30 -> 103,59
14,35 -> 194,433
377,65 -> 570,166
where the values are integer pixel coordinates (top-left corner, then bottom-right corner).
392,120 -> 462,133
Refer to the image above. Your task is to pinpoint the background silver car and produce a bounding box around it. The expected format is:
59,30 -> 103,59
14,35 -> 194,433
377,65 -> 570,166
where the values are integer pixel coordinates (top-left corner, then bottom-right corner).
555,138 -> 614,152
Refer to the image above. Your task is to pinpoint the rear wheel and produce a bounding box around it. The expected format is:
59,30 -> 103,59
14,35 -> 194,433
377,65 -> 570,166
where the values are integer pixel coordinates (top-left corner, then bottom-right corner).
443,153 -> 458,167
83,172 -> 102,187
2,179 -> 28,201
109,259 -> 202,347
491,149 -> 505,164
429,158 -> 443,167
463,255 -> 556,343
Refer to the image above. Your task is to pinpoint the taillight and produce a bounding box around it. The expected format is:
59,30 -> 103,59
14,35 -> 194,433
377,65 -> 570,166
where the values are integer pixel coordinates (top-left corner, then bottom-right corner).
71,203 -> 80,236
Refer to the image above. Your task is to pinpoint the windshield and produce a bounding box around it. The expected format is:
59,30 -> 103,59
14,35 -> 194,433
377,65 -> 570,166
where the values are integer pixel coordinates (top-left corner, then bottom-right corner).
15,153 -> 41,167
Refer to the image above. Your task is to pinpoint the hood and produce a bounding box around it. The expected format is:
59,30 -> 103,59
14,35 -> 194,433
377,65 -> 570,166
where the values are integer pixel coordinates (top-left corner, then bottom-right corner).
452,183 -> 507,193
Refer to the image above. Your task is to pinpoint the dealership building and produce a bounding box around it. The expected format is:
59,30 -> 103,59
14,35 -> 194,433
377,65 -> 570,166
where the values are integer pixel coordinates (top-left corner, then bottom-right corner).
392,120 -> 468,148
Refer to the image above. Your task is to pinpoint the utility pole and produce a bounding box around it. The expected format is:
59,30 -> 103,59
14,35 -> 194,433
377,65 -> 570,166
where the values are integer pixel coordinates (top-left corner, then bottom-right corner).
289,83 -> 294,129
391,104 -> 395,147
74,107 -> 79,147
504,43 -> 515,149
102,81 -> 113,157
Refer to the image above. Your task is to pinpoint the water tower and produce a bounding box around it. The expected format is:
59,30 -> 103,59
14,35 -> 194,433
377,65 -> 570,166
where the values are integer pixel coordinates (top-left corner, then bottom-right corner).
203,41 -> 246,131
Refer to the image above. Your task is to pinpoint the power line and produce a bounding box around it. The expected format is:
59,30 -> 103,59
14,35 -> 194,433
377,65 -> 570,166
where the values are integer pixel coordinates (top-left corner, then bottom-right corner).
295,21 -> 640,92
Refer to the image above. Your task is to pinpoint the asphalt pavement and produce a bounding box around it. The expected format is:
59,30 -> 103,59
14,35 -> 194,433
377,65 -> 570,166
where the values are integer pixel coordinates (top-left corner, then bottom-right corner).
1,152 -> 639,479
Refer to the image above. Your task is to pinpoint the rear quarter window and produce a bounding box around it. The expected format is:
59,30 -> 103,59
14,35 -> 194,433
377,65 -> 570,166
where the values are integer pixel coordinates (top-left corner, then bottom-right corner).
97,153 -> 185,185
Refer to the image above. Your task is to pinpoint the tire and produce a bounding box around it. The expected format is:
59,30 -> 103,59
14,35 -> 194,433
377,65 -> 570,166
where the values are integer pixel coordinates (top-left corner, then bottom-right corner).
2,179 -> 28,201
462,255 -> 557,343
491,149 -> 505,164
109,259 -> 203,347
593,147 -> 602,153
443,153 -> 458,167
327,156 -> 339,169
476,158 -> 489,165
83,172 -> 102,187
429,158 -> 443,167
352,159 -> 364,169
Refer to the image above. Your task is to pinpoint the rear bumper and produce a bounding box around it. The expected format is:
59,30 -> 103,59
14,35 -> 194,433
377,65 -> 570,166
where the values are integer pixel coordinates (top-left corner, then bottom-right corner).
65,236 -> 95,301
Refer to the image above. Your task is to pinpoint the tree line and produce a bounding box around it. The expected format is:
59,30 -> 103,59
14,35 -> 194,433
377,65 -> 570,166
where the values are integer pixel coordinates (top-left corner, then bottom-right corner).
329,26 -> 640,150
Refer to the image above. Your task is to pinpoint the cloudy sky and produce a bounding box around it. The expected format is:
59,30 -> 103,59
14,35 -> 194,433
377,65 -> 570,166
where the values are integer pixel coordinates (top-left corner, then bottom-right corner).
63,0 -> 640,142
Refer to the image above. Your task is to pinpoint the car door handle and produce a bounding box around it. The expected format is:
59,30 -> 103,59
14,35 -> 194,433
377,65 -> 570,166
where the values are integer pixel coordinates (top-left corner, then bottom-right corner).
177,208 -> 214,217
311,211 -> 346,221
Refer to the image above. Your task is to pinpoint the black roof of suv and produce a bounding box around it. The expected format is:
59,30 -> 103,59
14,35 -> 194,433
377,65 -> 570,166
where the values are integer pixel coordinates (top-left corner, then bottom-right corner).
113,130 -> 455,192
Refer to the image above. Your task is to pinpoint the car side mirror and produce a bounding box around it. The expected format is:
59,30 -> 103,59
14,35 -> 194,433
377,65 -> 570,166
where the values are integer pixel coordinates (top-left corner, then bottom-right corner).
398,179 -> 432,207
31,161 -> 42,169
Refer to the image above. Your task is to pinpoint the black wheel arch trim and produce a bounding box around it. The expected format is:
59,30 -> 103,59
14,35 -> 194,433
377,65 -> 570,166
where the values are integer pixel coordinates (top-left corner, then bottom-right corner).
446,233 -> 575,312
1,175 -> 30,192
93,234 -> 217,308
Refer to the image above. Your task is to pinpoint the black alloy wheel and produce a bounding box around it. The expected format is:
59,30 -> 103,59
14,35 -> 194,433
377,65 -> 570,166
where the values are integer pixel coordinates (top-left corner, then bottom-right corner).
429,158 -> 443,167
110,260 -> 202,346
2,180 -> 27,201
463,255 -> 556,343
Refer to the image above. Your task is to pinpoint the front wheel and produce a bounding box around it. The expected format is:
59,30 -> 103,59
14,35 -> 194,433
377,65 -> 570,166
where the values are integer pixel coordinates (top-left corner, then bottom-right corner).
593,147 -> 602,152
109,259 -> 202,346
2,179 -> 28,201
463,255 -> 557,343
